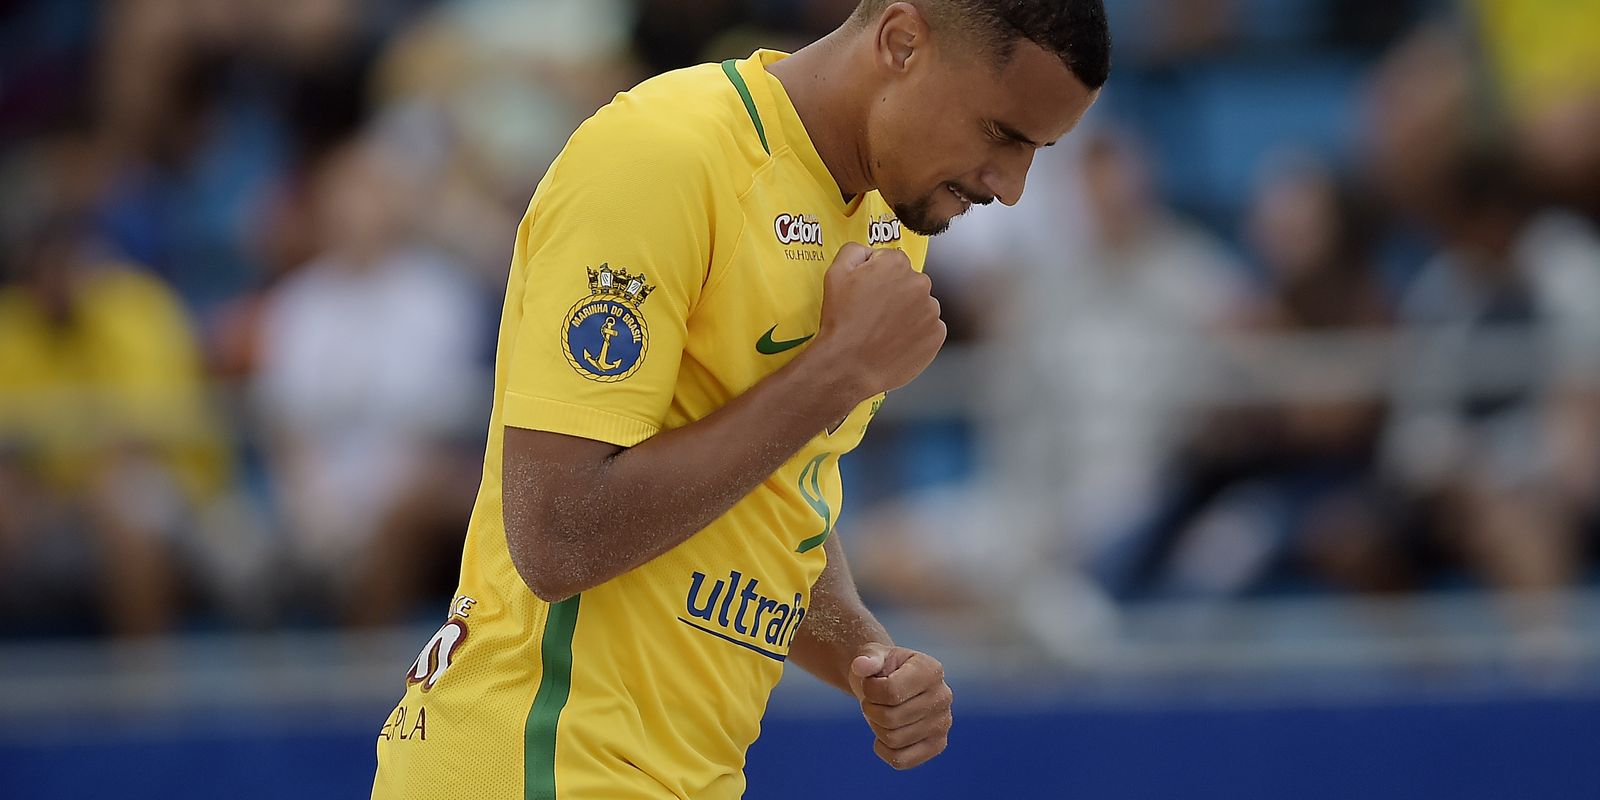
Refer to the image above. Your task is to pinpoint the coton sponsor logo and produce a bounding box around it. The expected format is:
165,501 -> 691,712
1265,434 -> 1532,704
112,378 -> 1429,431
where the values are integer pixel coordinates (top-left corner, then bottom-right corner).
774,213 -> 823,247
868,215 -> 902,246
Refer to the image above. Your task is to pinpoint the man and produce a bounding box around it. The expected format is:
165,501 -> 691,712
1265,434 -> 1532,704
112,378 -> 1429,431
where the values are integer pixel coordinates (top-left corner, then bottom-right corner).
0,220 -> 228,638
371,1 -> 1108,797
255,136 -> 485,626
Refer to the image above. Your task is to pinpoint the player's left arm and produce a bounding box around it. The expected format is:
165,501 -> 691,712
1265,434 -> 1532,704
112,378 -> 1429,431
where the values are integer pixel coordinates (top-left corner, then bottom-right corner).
789,534 -> 954,770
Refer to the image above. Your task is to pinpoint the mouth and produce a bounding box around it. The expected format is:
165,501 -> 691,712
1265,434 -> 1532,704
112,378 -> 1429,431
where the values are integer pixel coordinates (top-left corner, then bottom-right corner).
945,183 -> 995,213
946,183 -> 973,212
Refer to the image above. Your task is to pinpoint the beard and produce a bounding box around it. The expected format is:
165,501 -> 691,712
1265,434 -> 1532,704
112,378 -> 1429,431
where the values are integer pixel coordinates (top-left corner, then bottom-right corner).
891,183 -> 993,237
892,194 -> 954,237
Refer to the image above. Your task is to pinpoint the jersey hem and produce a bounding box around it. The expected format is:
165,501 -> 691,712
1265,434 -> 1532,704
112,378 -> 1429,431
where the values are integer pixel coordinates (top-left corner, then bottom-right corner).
502,391 -> 662,447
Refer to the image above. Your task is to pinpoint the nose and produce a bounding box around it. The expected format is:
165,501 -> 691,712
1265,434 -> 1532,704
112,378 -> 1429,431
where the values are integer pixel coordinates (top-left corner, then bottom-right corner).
980,147 -> 1035,207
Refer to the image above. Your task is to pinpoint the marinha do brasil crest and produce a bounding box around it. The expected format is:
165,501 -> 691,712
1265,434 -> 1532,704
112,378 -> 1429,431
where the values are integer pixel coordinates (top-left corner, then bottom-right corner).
562,263 -> 655,382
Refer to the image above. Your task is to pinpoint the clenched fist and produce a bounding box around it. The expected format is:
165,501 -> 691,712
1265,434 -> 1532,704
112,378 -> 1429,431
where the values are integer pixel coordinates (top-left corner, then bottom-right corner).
848,642 -> 953,770
811,243 -> 946,404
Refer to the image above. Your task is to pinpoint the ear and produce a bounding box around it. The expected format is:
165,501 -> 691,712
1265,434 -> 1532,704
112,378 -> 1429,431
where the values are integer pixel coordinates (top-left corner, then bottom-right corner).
872,1 -> 929,75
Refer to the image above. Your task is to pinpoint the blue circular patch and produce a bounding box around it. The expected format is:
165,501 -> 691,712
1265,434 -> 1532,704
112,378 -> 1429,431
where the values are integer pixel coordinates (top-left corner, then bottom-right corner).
562,299 -> 648,382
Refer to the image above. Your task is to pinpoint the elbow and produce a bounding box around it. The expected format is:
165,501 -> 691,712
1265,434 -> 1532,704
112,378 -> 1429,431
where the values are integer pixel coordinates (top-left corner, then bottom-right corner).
523,573 -> 580,605
505,518 -> 585,604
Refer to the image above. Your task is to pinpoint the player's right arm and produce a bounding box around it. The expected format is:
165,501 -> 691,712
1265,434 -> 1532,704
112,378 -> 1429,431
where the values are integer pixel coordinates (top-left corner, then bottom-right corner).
498,109 -> 943,603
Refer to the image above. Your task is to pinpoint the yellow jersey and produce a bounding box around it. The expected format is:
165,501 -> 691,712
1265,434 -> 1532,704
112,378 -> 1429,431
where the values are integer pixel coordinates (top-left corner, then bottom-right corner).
372,50 -> 927,800
0,265 -> 226,501
1475,0 -> 1600,117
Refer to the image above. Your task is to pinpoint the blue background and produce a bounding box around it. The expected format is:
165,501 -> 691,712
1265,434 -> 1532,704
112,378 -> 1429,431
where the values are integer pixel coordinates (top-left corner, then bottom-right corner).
6,690 -> 1598,799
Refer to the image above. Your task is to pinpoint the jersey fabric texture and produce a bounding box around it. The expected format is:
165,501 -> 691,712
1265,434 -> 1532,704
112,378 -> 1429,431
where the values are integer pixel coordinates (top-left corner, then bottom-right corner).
372,49 -> 928,800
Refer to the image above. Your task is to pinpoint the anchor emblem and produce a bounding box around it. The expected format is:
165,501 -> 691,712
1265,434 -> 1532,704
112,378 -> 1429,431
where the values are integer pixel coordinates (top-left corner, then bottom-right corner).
583,315 -> 624,372
562,263 -> 654,383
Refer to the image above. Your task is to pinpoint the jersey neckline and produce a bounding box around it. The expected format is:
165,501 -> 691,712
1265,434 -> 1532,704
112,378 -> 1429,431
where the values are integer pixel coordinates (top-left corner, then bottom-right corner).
729,50 -> 865,216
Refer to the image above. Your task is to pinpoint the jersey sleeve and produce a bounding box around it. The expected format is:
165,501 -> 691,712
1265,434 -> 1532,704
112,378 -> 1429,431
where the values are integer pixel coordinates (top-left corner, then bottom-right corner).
500,111 -> 726,447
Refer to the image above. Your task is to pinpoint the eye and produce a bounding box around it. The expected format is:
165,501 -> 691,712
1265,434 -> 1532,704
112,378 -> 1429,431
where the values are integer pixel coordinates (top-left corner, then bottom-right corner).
983,122 -> 1027,149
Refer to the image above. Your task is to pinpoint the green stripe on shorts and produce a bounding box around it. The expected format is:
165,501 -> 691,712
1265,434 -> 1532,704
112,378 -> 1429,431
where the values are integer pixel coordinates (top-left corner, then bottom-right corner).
524,595 -> 581,800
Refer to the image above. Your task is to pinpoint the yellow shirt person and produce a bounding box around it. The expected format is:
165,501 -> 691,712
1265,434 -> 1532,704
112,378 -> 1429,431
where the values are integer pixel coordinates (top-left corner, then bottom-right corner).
0,263 -> 225,503
374,1 -> 1107,797
375,49 -> 924,798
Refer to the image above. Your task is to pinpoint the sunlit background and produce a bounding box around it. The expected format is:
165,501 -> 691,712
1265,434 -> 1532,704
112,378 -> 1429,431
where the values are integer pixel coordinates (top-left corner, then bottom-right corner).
2,0 -> 1599,797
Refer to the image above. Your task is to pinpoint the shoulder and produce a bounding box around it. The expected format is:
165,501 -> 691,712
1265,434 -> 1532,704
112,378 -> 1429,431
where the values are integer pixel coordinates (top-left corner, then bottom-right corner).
547,62 -> 757,195
85,263 -> 179,302
83,263 -> 190,324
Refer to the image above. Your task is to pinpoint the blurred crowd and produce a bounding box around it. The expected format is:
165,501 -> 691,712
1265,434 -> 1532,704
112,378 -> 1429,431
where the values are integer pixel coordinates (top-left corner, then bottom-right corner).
0,0 -> 1597,650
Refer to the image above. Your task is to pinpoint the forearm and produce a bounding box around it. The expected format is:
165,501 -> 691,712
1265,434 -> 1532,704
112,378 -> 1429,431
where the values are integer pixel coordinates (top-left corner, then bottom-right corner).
506,345 -> 863,600
789,534 -> 892,693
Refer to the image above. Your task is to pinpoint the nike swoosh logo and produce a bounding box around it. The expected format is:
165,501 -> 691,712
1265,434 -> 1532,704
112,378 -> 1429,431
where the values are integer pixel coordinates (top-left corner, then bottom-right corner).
756,325 -> 815,355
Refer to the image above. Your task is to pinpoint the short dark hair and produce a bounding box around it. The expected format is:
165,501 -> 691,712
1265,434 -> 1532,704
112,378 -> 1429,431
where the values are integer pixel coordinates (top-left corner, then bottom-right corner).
853,0 -> 1111,88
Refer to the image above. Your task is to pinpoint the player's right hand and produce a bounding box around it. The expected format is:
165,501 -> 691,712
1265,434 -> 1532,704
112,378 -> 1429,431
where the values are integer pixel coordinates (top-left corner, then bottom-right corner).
813,242 -> 947,400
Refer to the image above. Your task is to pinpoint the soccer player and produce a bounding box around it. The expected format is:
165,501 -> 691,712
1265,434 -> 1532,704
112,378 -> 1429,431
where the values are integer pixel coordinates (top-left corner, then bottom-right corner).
371,1 -> 1108,797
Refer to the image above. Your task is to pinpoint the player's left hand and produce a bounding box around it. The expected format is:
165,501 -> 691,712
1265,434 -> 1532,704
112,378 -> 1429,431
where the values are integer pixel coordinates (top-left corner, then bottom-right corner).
848,643 -> 953,770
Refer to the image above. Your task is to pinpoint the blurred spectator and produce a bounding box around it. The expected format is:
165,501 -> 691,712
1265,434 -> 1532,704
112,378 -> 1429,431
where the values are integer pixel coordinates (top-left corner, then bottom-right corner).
1105,0 -> 1239,64
91,1 -> 282,315
0,219 -> 228,637
368,0 -> 639,282
1007,133 -> 1251,567
0,0 -> 99,144
1103,157 -> 1395,599
1361,23 -> 1478,233
746,0 -> 858,41
1382,149 -> 1600,636
254,135 -> 486,627
1103,0 -> 1422,67
89,0 -> 383,317
1474,0 -> 1600,222
633,0 -> 746,73
0,0 -> 1595,660
846,132 -> 1249,641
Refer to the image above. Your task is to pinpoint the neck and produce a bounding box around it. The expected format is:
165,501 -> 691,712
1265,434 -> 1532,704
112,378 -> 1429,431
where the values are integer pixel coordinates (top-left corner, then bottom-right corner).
765,29 -> 876,200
